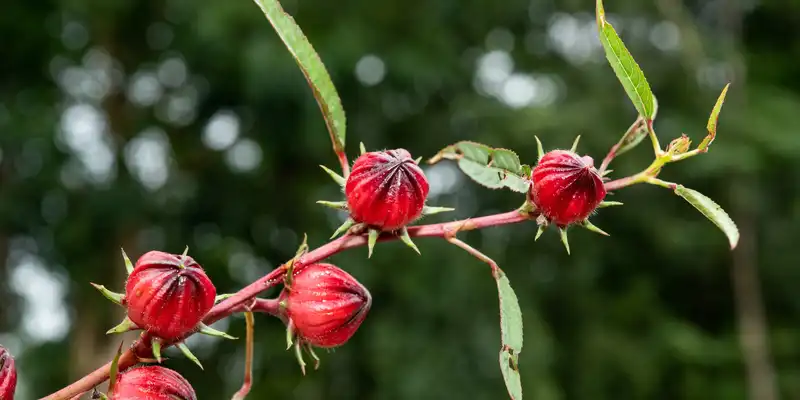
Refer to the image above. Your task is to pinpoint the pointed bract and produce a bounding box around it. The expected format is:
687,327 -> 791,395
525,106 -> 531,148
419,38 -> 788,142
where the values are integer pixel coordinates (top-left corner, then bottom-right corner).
581,220 -> 610,236
106,317 -> 139,335
359,142 -> 367,155
197,323 -> 237,340
570,135 -> 582,152
535,225 -> 545,241
177,343 -> 204,370
535,136 -> 544,161
294,340 -> 307,375
91,283 -> 124,306
559,227 -> 571,255
421,206 -> 455,216
367,229 -> 379,258
598,201 -> 623,208
399,227 -> 421,255
316,200 -> 349,210
152,338 -> 163,363
330,218 -> 355,239
320,165 -> 346,187
121,248 -> 134,275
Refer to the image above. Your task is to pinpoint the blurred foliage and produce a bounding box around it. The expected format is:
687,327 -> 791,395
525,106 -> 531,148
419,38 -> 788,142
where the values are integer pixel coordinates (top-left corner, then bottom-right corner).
1,0 -> 799,399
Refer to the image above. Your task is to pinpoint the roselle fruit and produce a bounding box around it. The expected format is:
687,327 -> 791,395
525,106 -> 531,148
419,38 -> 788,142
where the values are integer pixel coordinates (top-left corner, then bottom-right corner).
110,365 -> 196,400
0,346 -> 16,400
530,150 -> 606,226
281,263 -> 372,348
124,251 -> 216,340
345,148 -> 429,231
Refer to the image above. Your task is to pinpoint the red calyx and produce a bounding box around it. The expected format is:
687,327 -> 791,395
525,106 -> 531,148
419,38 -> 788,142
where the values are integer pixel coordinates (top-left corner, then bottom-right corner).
124,251 -> 216,340
110,365 -> 197,400
282,263 -> 372,348
530,150 -> 607,226
0,346 -> 16,400
345,149 -> 429,231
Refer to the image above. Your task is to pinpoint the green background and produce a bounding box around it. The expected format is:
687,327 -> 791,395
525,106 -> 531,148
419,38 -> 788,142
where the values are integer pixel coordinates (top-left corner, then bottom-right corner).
1,0 -> 799,398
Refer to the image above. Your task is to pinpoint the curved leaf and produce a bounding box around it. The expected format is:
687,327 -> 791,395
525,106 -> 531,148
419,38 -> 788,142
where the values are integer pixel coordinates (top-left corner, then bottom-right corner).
431,142 -> 530,193
596,0 -> 655,120
253,0 -> 347,153
699,83 -> 731,150
675,185 -> 740,249
494,267 -> 523,399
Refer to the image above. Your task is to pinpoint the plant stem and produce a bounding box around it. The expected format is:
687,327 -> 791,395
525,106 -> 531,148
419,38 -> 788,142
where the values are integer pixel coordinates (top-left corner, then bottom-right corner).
336,150 -> 350,178
42,209 -> 532,400
232,311 -> 255,400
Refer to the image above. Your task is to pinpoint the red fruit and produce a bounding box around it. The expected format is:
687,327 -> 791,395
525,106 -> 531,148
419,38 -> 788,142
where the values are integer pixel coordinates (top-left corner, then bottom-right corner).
345,149 -> 429,231
282,263 -> 372,348
124,251 -> 216,340
0,346 -> 16,400
530,150 -> 606,226
111,365 -> 196,400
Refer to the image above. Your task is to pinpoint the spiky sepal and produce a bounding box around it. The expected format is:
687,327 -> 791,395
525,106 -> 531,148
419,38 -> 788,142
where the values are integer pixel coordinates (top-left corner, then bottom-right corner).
152,337 -> 164,363
398,227 -> 420,255
91,283 -> 124,306
197,322 -> 237,340
367,229 -> 379,258
559,227 -> 571,255
597,201 -> 623,208
580,219 -> 609,236
121,248 -> 134,275
316,200 -> 348,211
320,165 -> 346,187
177,342 -> 204,370
106,317 -> 139,335
421,205 -> 455,216
329,218 -> 355,239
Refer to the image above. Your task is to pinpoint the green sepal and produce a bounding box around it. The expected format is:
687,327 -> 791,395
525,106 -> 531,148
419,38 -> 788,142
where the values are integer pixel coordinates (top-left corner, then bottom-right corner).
316,200 -> 349,211
320,164 -> 346,187
598,201 -> 623,208
359,142 -> 367,155
294,340 -> 308,375
286,320 -> 295,350
197,322 -> 237,340
304,342 -> 321,371
91,283 -> 124,306
414,156 -> 422,164
177,342 -> 204,370
108,340 -> 124,394
215,293 -> 235,303
535,136 -> 544,161
535,225 -> 545,241
570,135 -> 582,152
421,205 -> 455,216
121,248 -> 134,275
559,227 -> 571,255
580,220 -> 610,236
152,337 -> 163,363
330,218 -> 355,239
367,229 -> 379,258
106,317 -> 139,335
399,227 -> 421,255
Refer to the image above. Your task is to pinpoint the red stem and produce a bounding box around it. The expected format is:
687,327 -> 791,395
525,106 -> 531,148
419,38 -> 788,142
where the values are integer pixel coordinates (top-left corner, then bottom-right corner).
42,210 -> 531,400
336,150 -> 350,178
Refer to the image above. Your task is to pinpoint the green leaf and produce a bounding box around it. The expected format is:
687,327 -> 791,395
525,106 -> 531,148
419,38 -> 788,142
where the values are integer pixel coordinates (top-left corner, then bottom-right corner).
253,0 -> 346,153
614,117 -> 649,158
596,0 -> 655,120
492,149 -> 522,174
699,83 -> 731,150
108,341 -> 124,394
494,267 -> 523,399
433,142 -> 530,193
674,185 -> 739,249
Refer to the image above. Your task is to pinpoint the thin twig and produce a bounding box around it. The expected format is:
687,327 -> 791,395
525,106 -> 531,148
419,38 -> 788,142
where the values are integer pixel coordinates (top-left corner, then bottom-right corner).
232,311 -> 255,400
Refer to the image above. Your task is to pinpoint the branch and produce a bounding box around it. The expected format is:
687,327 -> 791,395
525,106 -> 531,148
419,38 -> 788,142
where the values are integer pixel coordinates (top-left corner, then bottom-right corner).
42,209 -> 532,400
231,311 -> 255,400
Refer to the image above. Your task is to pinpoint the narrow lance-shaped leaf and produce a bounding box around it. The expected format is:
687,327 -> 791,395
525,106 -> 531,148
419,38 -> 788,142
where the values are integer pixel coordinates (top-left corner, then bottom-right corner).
674,185 -> 740,249
253,0 -> 347,153
494,267 -> 523,399
699,83 -> 731,151
596,0 -> 656,120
